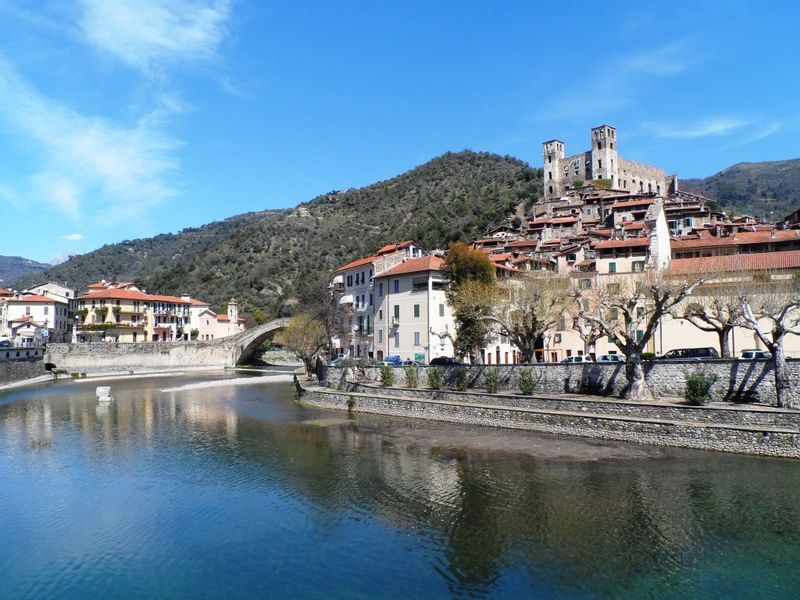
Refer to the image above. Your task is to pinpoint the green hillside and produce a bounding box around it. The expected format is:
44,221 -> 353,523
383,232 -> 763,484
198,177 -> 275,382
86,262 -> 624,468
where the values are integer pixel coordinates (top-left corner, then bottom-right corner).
13,151 -> 542,318
682,158 -> 800,219
0,255 -> 50,286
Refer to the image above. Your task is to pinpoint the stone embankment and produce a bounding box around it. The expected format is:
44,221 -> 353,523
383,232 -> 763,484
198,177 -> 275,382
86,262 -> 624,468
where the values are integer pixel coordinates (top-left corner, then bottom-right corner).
0,359 -> 50,388
297,362 -> 800,458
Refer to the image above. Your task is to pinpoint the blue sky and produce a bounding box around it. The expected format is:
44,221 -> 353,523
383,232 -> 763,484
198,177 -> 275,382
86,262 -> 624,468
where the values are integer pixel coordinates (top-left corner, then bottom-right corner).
0,0 -> 798,264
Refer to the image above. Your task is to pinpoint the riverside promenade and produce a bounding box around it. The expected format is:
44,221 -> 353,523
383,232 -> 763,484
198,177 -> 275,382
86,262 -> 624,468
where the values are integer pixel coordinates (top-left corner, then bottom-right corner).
296,365 -> 800,458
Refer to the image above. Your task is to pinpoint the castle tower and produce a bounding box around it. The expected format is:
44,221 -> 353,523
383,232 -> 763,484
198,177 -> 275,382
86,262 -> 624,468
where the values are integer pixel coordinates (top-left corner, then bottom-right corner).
590,125 -> 618,186
542,139 -> 565,201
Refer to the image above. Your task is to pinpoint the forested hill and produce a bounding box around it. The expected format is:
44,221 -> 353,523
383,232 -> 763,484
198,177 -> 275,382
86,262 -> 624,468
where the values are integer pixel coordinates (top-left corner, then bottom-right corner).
682,158 -> 800,219
13,151 -> 542,317
0,255 -> 50,285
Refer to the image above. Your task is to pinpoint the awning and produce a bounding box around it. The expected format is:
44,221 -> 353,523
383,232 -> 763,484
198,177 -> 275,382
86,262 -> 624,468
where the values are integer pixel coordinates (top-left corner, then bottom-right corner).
331,275 -> 343,285
338,294 -> 354,305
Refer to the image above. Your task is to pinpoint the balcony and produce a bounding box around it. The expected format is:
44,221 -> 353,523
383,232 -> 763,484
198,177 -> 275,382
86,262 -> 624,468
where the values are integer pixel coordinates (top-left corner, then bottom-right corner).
391,317 -> 400,328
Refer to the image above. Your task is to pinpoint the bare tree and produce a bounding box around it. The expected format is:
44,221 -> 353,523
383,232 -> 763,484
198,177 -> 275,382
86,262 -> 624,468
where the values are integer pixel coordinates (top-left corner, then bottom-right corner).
678,282 -> 743,358
492,274 -> 570,363
578,272 -> 703,401
572,315 -> 604,358
274,314 -> 328,379
739,273 -> 800,408
449,279 -> 496,363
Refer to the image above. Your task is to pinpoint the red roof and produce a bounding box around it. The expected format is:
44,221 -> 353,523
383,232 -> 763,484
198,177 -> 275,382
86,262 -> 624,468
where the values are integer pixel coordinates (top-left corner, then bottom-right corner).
505,240 -> 539,249
375,241 -> 415,255
6,294 -> 59,303
375,256 -> 444,277
594,238 -> 650,249
335,255 -> 378,272
489,252 -> 514,263
611,198 -> 654,209
79,289 -> 151,301
550,217 -> 578,224
669,250 -> 800,275
0,288 -> 13,296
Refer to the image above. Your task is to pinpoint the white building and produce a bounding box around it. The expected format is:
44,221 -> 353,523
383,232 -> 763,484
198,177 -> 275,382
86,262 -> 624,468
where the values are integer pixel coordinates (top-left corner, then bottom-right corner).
2,294 -> 69,344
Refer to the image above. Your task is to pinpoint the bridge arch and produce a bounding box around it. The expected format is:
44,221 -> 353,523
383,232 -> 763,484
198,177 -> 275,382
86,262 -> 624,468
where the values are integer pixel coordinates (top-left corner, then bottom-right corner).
226,317 -> 291,365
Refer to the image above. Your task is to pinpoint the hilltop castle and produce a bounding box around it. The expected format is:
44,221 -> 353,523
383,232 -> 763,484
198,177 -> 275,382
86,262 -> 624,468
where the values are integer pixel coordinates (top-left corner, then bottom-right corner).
543,125 -> 676,202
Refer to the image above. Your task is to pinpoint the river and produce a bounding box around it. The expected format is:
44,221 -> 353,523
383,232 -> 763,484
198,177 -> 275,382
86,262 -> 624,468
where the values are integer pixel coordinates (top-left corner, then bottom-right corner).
1,371 -> 798,598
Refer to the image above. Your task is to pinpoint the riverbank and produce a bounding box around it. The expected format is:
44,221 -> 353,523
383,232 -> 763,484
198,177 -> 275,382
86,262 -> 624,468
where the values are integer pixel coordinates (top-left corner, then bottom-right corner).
295,377 -> 800,458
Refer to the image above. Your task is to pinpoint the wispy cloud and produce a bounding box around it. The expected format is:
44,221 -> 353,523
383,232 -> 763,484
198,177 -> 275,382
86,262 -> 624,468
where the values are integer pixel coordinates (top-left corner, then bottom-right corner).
77,0 -> 231,75
61,233 -> 84,241
648,117 -> 751,138
0,57 -> 179,222
541,39 -> 698,121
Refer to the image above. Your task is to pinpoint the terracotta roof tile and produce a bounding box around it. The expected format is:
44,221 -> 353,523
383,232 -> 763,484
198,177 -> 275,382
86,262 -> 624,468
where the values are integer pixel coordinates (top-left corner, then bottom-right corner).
375,256 -> 444,278
6,294 -> 60,303
375,241 -> 415,255
335,255 -> 378,272
669,250 -> 800,275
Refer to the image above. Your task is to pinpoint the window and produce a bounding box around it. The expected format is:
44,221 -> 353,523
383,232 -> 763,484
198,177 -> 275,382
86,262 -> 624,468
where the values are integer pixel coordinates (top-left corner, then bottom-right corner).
25,306 -> 30,315
379,282 -> 384,296
393,279 -> 399,293
554,334 -> 562,343
413,304 -> 420,318
379,309 -> 383,320
633,260 -> 644,273
414,332 -> 420,346
369,293 -> 373,306
609,262 -> 617,274
346,275 -> 353,287
394,305 -> 399,319
548,171 -> 552,180
378,330 -> 383,343
44,306 -> 49,315
439,303 -> 445,317
636,330 -> 644,342
394,332 -> 400,348
549,185 -> 553,194
598,159 -> 602,169
637,307 -> 645,318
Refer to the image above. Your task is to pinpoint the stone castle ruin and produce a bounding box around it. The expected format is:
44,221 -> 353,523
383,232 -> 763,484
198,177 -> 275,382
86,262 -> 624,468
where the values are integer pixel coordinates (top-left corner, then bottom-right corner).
543,125 -> 677,202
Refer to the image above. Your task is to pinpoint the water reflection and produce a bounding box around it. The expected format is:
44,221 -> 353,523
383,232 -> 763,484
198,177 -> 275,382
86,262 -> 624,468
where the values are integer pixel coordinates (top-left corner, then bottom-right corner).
1,374 -> 799,598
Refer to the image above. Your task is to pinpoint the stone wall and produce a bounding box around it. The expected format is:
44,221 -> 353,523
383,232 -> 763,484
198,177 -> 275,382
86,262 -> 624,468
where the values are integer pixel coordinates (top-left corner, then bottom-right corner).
298,381 -> 800,458
46,341 -> 235,373
0,359 -> 48,386
324,359 -> 790,406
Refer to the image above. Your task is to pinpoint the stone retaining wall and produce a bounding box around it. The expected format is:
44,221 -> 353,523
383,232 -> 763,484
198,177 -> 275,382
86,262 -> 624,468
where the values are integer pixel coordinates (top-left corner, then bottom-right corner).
0,359 -> 48,386
298,381 -> 800,458
347,383 -> 800,428
324,359 -> 789,405
46,341 -> 235,373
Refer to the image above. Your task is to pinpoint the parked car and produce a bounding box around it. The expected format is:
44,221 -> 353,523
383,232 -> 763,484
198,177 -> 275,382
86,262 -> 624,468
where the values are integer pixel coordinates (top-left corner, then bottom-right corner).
738,349 -> 772,360
401,359 -> 424,366
381,355 -> 403,367
596,354 -> 625,363
429,356 -> 460,366
561,355 -> 593,363
330,356 -> 348,367
654,347 -> 720,361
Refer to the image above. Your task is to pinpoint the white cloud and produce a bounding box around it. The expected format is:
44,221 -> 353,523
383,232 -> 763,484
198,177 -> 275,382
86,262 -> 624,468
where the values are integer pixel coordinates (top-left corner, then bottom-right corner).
77,0 -> 231,74
0,57 -> 179,221
648,117 -> 751,138
541,40 -> 697,121
61,233 -> 84,241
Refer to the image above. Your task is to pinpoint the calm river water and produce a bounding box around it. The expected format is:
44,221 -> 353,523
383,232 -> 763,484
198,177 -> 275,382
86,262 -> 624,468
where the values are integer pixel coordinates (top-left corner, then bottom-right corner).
1,371 -> 799,599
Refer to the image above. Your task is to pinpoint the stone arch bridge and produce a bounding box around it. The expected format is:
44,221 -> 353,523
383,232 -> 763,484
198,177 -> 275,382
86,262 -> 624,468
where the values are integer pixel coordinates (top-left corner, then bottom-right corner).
46,318 -> 291,373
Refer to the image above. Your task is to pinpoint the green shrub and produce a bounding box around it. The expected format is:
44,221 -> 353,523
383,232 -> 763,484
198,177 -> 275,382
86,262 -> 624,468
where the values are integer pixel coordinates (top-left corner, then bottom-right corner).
380,365 -> 394,387
685,372 -> 718,405
516,370 -> 536,395
347,395 -> 356,410
641,352 -> 655,361
427,367 -> 442,390
484,367 -> 499,393
405,365 -> 419,388
455,366 -> 469,391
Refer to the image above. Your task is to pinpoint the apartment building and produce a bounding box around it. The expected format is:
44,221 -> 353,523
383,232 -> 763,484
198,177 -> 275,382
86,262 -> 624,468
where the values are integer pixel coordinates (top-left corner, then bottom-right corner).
373,256 -> 455,363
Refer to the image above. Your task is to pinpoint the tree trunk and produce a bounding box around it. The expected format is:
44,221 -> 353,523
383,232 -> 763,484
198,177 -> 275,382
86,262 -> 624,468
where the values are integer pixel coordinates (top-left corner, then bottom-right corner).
772,340 -> 791,408
718,328 -> 732,359
623,353 -> 652,401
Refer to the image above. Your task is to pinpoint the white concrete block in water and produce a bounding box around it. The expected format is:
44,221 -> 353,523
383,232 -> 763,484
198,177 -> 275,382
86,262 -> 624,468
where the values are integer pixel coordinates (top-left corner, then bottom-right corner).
96,386 -> 113,402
